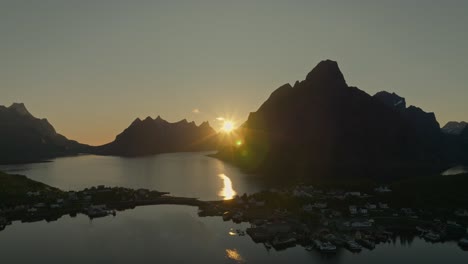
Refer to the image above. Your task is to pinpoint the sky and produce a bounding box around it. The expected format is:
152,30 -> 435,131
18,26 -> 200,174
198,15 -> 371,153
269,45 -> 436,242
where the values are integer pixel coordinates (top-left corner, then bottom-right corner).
1,0 -> 467,145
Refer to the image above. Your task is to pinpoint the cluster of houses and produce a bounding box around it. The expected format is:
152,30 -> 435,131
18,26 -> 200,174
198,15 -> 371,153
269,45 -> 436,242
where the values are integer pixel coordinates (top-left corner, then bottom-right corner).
0,185 -> 168,228
212,183 -> 468,253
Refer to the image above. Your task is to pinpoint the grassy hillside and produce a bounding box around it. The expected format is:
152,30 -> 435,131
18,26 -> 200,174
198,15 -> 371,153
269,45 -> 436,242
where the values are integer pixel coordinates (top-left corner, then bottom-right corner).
0,171 -> 61,203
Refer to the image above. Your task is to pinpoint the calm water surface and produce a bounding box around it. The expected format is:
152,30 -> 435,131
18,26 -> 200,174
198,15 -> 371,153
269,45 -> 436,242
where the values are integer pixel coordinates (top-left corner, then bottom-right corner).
0,152 -> 263,200
0,152 -> 467,263
0,206 -> 466,264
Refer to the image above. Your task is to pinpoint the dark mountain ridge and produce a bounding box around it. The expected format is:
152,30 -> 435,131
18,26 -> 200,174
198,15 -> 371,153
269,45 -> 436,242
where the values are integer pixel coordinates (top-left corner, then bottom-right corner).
0,103 -> 89,164
93,116 -> 218,156
442,121 -> 468,135
216,60 -> 457,180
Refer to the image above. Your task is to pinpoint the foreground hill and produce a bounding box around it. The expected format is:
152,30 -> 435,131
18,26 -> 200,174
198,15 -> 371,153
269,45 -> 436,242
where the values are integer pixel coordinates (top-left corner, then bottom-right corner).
216,60 -> 456,180
0,103 -> 89,164
0,170 -> 62,204
93,116 -> 218,156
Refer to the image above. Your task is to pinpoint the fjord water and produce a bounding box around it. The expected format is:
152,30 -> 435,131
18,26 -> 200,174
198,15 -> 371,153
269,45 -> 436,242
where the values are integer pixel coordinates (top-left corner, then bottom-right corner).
0,205 -> 466,264
0,152 -> 264,200
1,152 -> 467,263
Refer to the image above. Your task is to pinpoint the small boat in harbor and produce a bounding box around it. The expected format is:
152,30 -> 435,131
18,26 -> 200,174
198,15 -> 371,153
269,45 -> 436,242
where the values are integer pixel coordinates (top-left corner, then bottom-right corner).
346,240 -> 362,252
424,231 -> 441,242
318,242 -> 337,253
305,245 -> 314,251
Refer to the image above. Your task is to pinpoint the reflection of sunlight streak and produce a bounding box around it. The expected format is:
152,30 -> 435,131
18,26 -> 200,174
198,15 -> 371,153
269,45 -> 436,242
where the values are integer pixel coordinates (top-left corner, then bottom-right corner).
218,174 -> 237,200
225,249 -> 244,263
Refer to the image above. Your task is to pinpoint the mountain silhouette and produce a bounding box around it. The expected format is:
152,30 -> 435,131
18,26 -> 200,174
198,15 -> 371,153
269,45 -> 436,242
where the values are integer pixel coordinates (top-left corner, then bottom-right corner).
216,60 -> 454,179
0,103 -> 89,164
442,121 -> 468,135
93,116 -> 218,156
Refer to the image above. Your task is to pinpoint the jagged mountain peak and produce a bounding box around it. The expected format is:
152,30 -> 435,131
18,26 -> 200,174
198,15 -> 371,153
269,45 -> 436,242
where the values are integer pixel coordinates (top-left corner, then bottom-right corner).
200,121 -> 211,128
305,59 -> 346,86
374,91 -> 407,110
8,102 -> 31,116
131,117 -> 142,125
96,115 -> 217,156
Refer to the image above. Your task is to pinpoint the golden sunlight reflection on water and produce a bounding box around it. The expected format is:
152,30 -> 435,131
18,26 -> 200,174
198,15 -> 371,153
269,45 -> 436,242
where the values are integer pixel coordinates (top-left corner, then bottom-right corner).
225,249 -> 244,263
218,173 -> 237,200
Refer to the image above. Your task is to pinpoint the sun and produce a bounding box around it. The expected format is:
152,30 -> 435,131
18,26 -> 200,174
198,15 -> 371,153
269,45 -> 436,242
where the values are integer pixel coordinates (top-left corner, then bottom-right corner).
221,121 -> 235,132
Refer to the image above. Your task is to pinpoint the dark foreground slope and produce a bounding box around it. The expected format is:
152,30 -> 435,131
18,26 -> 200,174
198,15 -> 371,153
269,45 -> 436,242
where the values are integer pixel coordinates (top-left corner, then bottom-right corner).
93,116 -> 218,156
0,103 -> 89,164
216,60 -> 452,180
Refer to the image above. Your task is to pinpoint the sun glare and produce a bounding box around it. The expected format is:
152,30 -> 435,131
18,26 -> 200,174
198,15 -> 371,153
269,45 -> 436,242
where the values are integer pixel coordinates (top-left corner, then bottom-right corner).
222,121 -> 235,132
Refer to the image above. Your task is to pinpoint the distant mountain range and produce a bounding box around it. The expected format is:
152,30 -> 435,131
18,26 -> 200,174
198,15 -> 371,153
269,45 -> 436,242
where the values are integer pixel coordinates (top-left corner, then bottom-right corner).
92,116 -> 218,156
442,121 -> 468,135
0,103 -> 218,163
0,103 -> 89,164
1,60 -> 467,180
215,60 -> 468,179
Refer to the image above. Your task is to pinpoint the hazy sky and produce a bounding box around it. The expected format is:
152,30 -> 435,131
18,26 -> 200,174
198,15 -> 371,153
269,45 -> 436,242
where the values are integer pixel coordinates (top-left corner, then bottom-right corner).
1,1 -> 467,145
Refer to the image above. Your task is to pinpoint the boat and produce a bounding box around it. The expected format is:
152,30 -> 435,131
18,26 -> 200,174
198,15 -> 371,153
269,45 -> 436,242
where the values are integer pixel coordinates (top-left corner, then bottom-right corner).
424,231 -> 441,242
318,242 -> 337,253
346,240 -> 362,252
305,245 -> 314,251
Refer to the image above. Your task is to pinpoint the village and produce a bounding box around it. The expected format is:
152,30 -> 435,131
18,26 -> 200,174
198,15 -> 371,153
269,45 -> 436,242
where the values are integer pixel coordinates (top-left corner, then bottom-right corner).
1,183 -> 468,254
197,184 -> 468,253
0,185 -> 202,231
